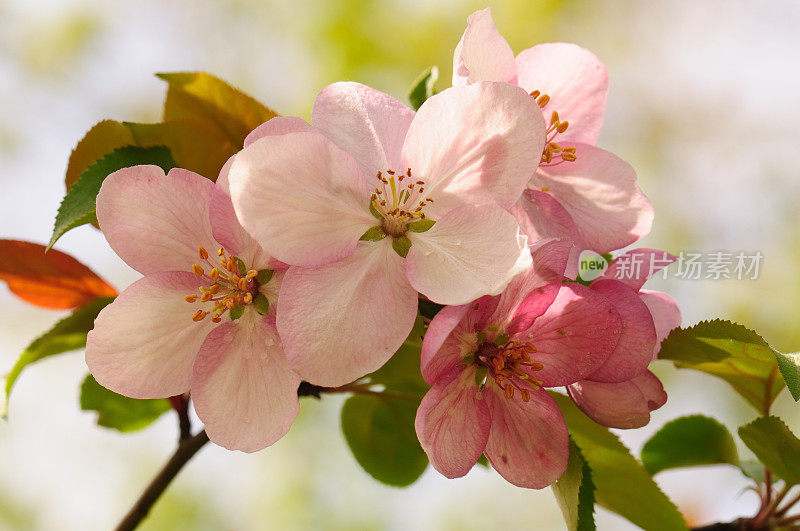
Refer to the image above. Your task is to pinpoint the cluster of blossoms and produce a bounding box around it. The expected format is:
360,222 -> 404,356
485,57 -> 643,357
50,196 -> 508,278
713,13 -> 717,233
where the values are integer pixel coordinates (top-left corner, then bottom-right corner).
85,8 -> 679,487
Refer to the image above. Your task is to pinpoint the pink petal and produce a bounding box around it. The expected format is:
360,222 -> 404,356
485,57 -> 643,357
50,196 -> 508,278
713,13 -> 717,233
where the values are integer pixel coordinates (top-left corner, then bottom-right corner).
191,318 -> 301,452
534,144 -> 654,253
519,283 -> 621,386
585,279 -> 656,383
420,303 -> 472,384
415,368 -> 491,479
491,238 -> 573,335
228,131 -> 375,267
210,157 -> 272,268
312,82 -> 415,176
451,8 -> 517,86
515,43 -> 609,145
96,166 -> 217,275
510,190 -> 584,278
244,116 -> 313,147
567,370 -> 667,429
85,272 -> 214,399
483,385 -> 568,489
639,289 -> 682,356
406,204 -> 532,306
277,239 -> 418,386
602,249 -> 677,292
401,82 -> 546,217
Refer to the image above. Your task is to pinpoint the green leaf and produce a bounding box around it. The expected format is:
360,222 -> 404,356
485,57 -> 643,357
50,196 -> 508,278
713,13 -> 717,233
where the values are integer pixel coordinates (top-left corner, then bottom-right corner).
391,236 -> 412,258
641,415 -> 739,475
2,297 -> 114,417
659,320 -> 785,413
359,226 -> 386,242
552,393 -> 687,531
418,299 -> 444,320
341,394 -> 427,486
157,72 -> 278,150
80,374 -> 171,432
552,439 -> 596,531
774,350 -> 800,401
738,416 -> 800,485
407,219 -> 435,233
49,146 -> 176,249
738,459 -> 767,484
366,316 -> 428,396
408,66 -> 438,111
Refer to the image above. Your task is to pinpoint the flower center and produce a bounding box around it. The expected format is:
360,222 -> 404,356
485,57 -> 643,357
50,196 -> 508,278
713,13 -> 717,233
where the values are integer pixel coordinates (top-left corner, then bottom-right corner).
472,336 -> 544,402
530,90 -> 577,166
370,168 -> 434,238
184,247 -> 261,323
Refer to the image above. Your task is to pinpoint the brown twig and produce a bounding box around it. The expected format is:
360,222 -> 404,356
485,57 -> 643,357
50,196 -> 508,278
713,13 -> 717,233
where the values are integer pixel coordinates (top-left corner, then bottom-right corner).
114,430 -> 210,531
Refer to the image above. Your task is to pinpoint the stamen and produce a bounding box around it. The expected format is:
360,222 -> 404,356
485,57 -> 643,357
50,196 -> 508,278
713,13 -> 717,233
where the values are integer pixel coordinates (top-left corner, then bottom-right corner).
198,247 -> 209,260
184,295 -> 197,303
192,264 -> 204,276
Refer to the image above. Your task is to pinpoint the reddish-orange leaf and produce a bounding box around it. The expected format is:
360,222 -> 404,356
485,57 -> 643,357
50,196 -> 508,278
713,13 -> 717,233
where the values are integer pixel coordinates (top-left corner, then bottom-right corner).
0,240 -> 117,309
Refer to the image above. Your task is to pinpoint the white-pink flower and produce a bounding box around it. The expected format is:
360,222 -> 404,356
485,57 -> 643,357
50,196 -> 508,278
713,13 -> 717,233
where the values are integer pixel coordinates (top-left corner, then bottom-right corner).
85,163 -> 300,452
454,7 -> 654,253
228,81 -> 546,387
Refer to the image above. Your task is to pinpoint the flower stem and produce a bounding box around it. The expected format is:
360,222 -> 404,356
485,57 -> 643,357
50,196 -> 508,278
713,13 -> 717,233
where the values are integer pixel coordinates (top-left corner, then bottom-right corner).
114,430 -> 209,531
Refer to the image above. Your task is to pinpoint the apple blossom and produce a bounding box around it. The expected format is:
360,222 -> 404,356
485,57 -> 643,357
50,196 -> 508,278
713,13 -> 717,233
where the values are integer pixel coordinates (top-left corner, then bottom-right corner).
85,163 -> 300,452
228,81 -> 546,387
453,7 -> 653,253
567,249 -> 681,428
415,240 -> 623,488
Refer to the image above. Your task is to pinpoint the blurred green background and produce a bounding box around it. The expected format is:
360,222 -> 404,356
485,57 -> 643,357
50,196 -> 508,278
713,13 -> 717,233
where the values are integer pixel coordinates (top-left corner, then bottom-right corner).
1,0 -> 800,529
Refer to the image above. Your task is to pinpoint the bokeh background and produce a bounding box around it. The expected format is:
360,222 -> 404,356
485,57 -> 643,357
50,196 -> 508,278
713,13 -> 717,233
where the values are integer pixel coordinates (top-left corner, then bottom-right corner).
2,0 -> 800,529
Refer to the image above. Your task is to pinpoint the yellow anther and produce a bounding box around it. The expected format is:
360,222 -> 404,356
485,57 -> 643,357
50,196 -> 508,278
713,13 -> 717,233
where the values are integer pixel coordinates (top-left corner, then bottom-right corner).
243,292 -> 253,304
537,94 -> 550,107
192,264 -> 204,276
530,90 -> 540,98
211,316 -> 222,323
551,110 -> 559,124
209,268 -> 220,281
198,247 -> 209,260
192,310 -> 207,322
208,284 -> 220,294
246,270 -> 258,281
562,152 -> 577,162
504,384 -> 515,399
200,292 -> 213,302
521,389 -> 530,402
184,295 -> 197,303
557,121 -> 569,133
217,247 -> 225,256
238,278 -> 247,291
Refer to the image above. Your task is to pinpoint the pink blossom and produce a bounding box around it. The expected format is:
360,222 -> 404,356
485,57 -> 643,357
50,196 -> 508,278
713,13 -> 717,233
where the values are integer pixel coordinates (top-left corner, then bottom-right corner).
415,240 -> 623,488
228,82 -> 546,387
453,8 -> 653,253
85,162 -> 300,452
567,249 -> 681,428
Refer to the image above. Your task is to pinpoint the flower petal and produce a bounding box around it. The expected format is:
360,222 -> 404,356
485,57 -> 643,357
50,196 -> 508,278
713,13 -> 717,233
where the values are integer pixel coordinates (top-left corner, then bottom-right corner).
96,166 -> 217,275
415,367 -> 491,479
85,272 -> 214,399
519,283 -> 621,386
483,385 -> 568,489
312,82 -> 415,175
639,289 -> 681,355
602,249 -> 677,292
192,317 -> 301,452
244,116 -> 313,147
401,82 -> 545,216
515,43 -> 609,144
567,370 -> 667,429
490,238 -> 573,335
452,8 -> 517,86
406,204 -> 532,306
229,131 -> 375,267
511,190 -> 584,278
585,279 -> 656,383
534,144 -> 654,253
420,303 -> 472,384
277,239 -> 418,386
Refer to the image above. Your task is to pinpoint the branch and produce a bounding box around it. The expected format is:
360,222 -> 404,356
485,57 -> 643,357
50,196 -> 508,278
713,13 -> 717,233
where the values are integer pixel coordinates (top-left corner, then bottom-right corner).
115,430 -> 209,531
689,519 -> 748,531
